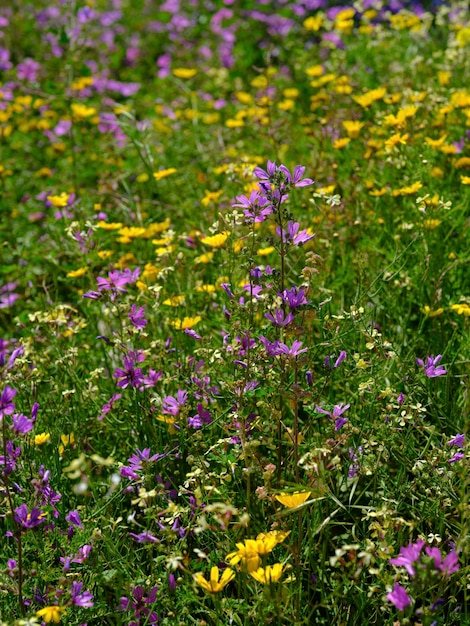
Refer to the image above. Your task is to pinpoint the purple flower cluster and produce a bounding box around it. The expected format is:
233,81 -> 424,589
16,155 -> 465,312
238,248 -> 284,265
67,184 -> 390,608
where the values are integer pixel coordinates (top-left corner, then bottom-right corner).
416,354 -> 447,377
84,267 -> 141,300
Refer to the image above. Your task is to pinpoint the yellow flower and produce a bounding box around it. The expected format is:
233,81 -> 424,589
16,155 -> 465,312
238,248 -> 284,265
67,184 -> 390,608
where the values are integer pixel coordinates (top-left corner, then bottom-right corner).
461,175 -> 470,185
369,187 -> 388,197
225,118 -> 245,128
342,120 -> 364,138
257,246 -> 275,256
352,87 -> 386,108
70,103 -> 96,118
118,227 -> 146,239
201,190 -> 223,207
385,132 -> 409,151
195,252 -> 214,264
275,491 -> 312,508
97,250 -> 113,260
34,433 -> 51,446
333,137 -> 351,149
153,168 -> 177,180
96,221 -> 123,230
391,181 -> 423,196
227,540 -> 262,572
200,232 -> 229,248
303,15 -> 323,31
451,303 -> 470,316
47,193 -> 70,208
422,306 -> 444,318
136,173 -> 149,183
256,530 -> 291,545
163,295 -> 186,306
195,566 -> 235,593
156,415 -> 178,435
172,68 -> 198,79
170,316 -> 201,330
423,219 -> 441,230
141,263 -> 160,283
454,157 -> 470,169
305,64 -> 324,77
66,267 -> 88,278
36,606 -> 66,623
195,284 -> 216,293
250,563 -> 284,584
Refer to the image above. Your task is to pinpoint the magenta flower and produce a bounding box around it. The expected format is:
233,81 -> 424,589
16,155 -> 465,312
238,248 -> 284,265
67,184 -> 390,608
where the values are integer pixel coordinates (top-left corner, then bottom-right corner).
389,539 -> 425,576
415,355 -> 447,377
11,413 -> 33,435
276,221 -> 315,245
276,340 -> 308,357
447,433 -> 465,447
129,530 -> 159,543
128,304 -> 147,329
425,546 -> 460,576
70,581 -> 94,607
279,286 -> 310,309
0,385 -> 17,417
448,452 -> 465,463
233,189 -> 272,223
278,164 -> 314,187
113,357 -> 144,389
387,583 -> 412,611
253,160 -> 278,181
265,309 -> 295,327
162,390 -> 188,416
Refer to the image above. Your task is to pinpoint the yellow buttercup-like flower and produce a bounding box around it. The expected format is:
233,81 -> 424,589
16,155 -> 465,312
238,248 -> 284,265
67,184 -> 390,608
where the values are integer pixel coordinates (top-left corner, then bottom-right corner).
195,566 -> 235,593
275,491 -> 312,508
36,605 -> 66,623
170,316 -> 201,330
250,563 -> 284,584
153,168 -> 177,180
172,68 -> 198,79
200,232 -> 229,248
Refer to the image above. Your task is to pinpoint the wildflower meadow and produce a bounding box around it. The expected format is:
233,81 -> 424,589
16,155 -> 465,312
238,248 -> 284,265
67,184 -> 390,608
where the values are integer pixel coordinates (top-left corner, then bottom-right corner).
1,0 -> 470,624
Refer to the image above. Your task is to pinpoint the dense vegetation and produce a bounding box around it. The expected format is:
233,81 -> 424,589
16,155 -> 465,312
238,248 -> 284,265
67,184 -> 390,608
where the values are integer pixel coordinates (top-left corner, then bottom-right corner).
0,1 -> 469,624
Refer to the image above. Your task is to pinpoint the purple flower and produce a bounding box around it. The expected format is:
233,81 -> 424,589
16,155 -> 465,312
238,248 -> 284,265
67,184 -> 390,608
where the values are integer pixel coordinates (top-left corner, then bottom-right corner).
233,189 -> 272,223
162,390 -> 188,416
16,58 -> 40,82
11,413 -> 33,435
113,357 -> 144,389
277,220 -> 315,245
279,286 -> 310,309
265,309 -> 295,327
448,452 -> 465,464
0,385 -> 17,417
278,164 -> 315,188
389,539 -> 425,576
184,328 -> 201,340
99,393 -> 122,420
66,510 -> 83,528
334,351 -> 347,368
129,530 -> 159,543
14,504 -> 47,529
188,404 -> 212,428
70,581 -> 94,607
447,434 -> 465,447
425,547 -> 460,576
416,355 -> 447,377
387,583 -> 412,611
276,340 -> 308,357
140,369 -> 163,389
128,304 -> 147,329
253,159 -> 278,181
316,403 -> 350,420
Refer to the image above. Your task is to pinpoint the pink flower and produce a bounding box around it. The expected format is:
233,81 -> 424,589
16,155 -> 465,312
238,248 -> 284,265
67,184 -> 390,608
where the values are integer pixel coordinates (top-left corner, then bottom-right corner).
387,583 -> 412,611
